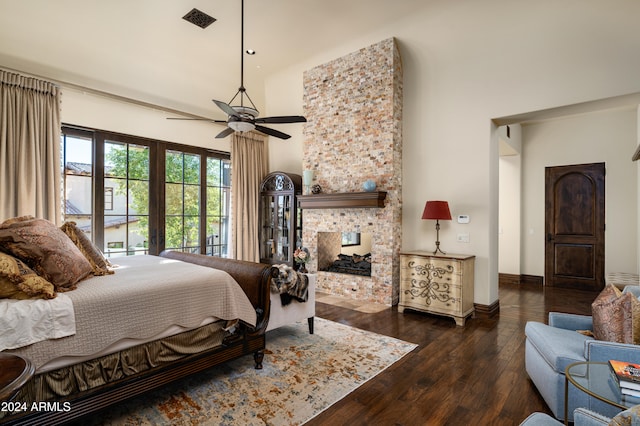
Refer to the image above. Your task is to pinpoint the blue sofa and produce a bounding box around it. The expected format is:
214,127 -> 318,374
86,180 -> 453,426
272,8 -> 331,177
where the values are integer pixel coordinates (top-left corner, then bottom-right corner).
525,295 -> 640,422
520,405 -> 639,426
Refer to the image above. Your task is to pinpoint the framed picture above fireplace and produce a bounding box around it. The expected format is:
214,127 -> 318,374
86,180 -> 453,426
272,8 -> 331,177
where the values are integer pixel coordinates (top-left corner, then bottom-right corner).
342,232 -> 361,247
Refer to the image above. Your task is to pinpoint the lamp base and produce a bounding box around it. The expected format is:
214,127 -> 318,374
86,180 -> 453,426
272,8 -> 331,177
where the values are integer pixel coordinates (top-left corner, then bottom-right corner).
433,241 -> 446,255
432,220 -> 446,255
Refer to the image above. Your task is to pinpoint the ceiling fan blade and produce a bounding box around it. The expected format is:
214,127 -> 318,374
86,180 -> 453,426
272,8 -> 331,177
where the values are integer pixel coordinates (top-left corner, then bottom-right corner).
255,125 -> 291,140
166,117 -> 227,123
255,116 -> 307,124
212,99 -> 238,117
215,127 -> 235,139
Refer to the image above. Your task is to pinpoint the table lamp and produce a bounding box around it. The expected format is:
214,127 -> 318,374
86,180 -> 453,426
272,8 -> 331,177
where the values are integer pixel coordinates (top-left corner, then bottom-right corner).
422,200 -> 452,255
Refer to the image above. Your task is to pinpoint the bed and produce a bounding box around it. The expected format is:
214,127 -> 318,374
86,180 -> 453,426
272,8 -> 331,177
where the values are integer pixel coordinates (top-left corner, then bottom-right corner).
0,243 -> 274,426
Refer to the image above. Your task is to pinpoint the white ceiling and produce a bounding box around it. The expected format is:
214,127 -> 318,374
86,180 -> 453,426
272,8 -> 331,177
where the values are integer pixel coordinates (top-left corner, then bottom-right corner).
0,0 -> 425,119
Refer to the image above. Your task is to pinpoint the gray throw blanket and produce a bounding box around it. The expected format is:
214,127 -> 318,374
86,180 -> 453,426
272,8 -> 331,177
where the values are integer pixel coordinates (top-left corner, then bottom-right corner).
271,264 -> 309,306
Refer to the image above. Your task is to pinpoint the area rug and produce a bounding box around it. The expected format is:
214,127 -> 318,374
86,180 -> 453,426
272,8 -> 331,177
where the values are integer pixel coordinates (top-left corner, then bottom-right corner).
87,318 -> 417,426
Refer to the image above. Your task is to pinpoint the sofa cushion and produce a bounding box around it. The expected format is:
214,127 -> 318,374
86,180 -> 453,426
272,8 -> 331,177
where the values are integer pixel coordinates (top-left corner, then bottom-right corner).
0,218 -> 93,291
525,321 -> 592,373
592,284 -> 640,344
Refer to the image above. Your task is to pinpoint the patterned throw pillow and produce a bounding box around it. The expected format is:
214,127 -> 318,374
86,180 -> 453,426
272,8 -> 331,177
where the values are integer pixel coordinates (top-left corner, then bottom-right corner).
60,221 -> 113,276
0,218 -> 93,292
610,404 -> 640,425
592,284 -> 640,344
0,251 -> 55,299
0,215 -> 35,227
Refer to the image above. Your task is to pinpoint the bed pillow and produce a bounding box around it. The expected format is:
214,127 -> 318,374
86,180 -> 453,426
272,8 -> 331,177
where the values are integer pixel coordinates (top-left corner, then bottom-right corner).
0,215 -> 35,227
592,284 -> 640,344
0,251 -> 55,299
0,218 -> 93,291
60,221 -> 114,276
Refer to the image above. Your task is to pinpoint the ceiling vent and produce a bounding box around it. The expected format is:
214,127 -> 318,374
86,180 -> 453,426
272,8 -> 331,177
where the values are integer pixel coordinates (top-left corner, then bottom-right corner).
182,8 -> 216,29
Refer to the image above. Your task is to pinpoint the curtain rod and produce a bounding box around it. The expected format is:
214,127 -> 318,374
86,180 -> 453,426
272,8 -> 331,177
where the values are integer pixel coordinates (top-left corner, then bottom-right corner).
0,65 -> 210,121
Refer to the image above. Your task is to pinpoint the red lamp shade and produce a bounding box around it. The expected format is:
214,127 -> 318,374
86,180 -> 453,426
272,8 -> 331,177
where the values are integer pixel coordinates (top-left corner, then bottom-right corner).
422,201 -> 452,221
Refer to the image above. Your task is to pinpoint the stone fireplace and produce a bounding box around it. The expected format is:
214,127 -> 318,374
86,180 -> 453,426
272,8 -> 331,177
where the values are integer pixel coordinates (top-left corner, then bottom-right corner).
301,38 -> 402,305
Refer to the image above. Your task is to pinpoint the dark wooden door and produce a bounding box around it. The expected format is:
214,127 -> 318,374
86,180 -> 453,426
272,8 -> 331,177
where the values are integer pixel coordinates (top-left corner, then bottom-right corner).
544,163 -> 605,290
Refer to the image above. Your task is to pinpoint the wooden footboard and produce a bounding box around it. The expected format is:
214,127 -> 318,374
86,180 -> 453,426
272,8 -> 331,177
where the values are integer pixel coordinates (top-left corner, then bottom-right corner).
2,253 -> 276,426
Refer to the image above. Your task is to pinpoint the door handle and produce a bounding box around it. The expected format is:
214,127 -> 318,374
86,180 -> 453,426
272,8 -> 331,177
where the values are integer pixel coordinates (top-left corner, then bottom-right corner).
547,233 -> 554,242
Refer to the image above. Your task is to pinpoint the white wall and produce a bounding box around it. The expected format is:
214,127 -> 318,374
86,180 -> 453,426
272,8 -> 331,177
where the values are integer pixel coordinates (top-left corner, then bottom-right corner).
638,106 -> 640,273
265,0 -> 640,305
499,125 -> 522,275
521,108 -> 638,277
61,87 -> 230,152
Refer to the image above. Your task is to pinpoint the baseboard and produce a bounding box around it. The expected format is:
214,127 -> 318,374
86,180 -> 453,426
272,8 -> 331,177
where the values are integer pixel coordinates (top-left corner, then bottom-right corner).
472,274 -> 543,320
474,300 -> 500,319
499,273 -> 520,285
499,273 -> 544,286
521,274 -> 544,285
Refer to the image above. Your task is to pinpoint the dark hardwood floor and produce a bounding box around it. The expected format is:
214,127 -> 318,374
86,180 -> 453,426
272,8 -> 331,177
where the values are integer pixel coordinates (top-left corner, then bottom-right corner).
306,282 -> 600,426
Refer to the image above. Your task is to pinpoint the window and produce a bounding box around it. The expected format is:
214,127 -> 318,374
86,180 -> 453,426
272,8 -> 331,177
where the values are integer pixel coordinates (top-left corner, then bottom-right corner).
61,125 -> 231,257
62,129 -> 94,236
104,187 -> 114,211
165,150 -> 201,253
206,157 -> 231,256
104,140 -> 150,257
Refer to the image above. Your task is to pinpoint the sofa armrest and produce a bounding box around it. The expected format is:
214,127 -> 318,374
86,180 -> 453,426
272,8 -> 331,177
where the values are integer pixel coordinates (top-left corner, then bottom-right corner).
573,408 -> 610,426
585,340 -> 640,363
548,312 -> 593,331
623,286 -> 640,298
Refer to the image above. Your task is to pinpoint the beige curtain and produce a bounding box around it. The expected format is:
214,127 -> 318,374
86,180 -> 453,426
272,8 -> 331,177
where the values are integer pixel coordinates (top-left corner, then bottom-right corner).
0,70 -> 61,225
230,131 -> 268,261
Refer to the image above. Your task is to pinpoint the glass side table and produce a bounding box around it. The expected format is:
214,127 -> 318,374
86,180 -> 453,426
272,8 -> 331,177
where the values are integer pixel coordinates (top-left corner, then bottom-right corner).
0,353 -> 34,402
564,361 -> 628,425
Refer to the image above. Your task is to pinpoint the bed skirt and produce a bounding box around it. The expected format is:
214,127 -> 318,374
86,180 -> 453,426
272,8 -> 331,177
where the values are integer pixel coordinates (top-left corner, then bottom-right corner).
10,321 -> 226,406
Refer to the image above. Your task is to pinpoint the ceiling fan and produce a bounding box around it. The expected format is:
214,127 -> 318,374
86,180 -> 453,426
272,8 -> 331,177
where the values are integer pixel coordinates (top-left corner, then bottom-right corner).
168,0 -> 306,140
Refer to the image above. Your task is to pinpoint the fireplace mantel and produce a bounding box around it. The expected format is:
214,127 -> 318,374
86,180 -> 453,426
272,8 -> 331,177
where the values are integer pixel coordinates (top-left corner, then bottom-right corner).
298,191 -> 387,209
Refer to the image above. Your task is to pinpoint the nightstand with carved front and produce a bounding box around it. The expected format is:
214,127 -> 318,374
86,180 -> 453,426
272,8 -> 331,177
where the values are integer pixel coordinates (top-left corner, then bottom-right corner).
398,251 -> 475,326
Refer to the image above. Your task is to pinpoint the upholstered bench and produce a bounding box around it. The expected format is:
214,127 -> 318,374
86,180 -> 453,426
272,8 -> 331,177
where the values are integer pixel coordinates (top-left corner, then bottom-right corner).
266,274 -> 316,333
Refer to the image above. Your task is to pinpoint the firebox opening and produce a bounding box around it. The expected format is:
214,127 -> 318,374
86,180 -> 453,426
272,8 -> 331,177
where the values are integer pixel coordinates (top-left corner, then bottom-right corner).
317,232 -> 372,276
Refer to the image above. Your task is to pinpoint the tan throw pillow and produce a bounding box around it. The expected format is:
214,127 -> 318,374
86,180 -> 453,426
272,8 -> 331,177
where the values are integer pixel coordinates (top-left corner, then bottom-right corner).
60,221 -> 114,276
0,218 -> 93,292
592,284 -> 640,344
0,251 -> 55,299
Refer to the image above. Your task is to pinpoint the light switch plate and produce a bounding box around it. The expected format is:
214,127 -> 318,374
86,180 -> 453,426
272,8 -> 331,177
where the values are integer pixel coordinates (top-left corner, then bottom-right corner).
457,233 -> 470,243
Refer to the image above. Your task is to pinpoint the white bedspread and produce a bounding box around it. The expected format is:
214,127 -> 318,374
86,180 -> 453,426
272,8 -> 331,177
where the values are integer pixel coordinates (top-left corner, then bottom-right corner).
5,255 -> 257,369
0,294 -> 75,351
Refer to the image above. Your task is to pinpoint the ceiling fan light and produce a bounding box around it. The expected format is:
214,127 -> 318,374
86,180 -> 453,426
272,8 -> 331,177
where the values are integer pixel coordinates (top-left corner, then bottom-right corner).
232,106 -> 259,117
228,121 -> 255,132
